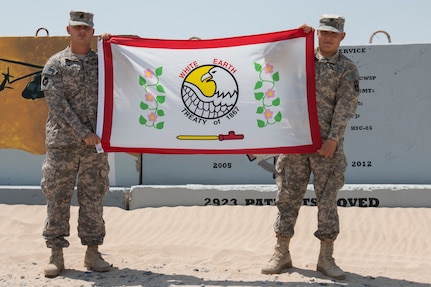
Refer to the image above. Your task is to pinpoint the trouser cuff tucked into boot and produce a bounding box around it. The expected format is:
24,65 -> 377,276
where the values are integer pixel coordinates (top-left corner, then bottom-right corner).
317,239 -> 345,280
44,248 -> 64,278
84,245 -> 111,272
261,235 -> 292,274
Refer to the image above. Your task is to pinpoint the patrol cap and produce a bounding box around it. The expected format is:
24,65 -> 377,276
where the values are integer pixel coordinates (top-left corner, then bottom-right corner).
69,10 -> 94,27
317,14 -> 345,33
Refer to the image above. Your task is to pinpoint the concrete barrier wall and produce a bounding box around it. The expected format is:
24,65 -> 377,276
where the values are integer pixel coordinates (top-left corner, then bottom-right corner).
2,185 -> 430,209
127,184 -> 431,209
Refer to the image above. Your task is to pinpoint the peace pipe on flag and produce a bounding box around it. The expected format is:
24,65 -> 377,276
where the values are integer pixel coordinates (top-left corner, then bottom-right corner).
97,29 -> 321,154
177,131 -> 244,141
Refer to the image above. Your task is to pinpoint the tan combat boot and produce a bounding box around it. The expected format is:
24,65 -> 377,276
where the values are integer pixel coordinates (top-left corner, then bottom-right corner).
84,245 -> 111,272
261,235 -> 292,274
316,239 -> 345,280
44,248 -> 64,278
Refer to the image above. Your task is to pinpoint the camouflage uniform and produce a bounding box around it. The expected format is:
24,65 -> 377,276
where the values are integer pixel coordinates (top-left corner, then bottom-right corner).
274,48 -> 360,241
41,46 -> 109,248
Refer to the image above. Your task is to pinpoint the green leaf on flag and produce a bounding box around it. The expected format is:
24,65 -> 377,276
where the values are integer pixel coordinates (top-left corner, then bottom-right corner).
156,96 -> 166,103
256,106 -> 264,114
155,66 -> 163,76
156,85 -> 165,93
272,71 -> 280,82
254,81 -> 263,89
257,119 -> 266,128
272,98 -> 280,106
139,76 -> 146,86
156,122 -> 165,129
274,111 -> 282,122
255,92 -> 264,100
140,101 -> 149,110
139,115 -> 147,125
254,63 -> 262,72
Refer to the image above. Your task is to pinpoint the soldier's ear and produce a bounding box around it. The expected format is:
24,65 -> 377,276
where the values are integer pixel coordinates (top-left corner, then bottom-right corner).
341,32 -> 346,41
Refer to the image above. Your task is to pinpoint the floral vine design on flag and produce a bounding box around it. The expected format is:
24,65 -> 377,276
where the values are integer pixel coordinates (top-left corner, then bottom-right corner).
254,63 -> 282,128
138,67 -> 166,130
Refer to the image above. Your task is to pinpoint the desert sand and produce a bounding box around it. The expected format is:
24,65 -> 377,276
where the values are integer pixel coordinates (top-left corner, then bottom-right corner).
0,203 -> 430,287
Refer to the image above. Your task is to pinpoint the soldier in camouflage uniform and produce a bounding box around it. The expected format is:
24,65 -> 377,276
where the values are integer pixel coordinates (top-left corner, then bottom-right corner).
262,15 -> 360,280
40,10 -> 112,278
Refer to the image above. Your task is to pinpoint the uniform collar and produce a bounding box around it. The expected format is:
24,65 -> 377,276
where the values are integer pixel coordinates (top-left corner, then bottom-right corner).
64,46 -> 96,60
315,48 -> 340,63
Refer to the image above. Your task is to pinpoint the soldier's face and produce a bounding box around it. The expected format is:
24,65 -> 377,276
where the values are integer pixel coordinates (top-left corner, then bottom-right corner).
67,25 -> 94,44
317,30 -> 345,57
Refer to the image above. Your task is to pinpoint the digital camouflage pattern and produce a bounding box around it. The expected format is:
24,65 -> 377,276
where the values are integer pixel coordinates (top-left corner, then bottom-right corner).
41,147 -> 109,248
274,49 -> 360,241
41,46 -> 99,148
318,14 -> 345,33
41,46 -> 109,248
314,49 -> 360,144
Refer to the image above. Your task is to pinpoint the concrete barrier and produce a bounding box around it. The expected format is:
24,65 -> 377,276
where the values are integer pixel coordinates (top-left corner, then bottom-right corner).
1,184 -> 430,209
128,184 -> 431,209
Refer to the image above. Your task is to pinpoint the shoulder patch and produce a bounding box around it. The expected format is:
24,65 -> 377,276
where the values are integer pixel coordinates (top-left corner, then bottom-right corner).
41,76 -> 52,90
43,66 -> 58,76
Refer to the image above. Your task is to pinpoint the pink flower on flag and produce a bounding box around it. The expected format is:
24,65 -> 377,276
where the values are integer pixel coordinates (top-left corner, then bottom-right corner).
144,68 -> 154,78
265,88 -> 275,98
264,64 -> 274,74
264,109 -> 273,119
145,93 -> 155,102
148,112 -> 158,122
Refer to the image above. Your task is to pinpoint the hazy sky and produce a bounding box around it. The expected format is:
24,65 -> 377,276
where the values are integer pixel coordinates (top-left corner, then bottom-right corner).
2,0 -> 430,45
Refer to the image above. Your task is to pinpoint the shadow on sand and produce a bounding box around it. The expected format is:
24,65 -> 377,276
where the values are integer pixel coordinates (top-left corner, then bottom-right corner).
54,265 -> 429,287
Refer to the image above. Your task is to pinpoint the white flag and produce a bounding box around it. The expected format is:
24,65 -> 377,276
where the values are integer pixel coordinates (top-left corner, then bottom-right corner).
97,29 -> 320,154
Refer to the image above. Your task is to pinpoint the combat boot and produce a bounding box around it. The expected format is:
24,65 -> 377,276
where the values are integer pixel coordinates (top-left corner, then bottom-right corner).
84,245 -> 111,272
316,239 -> 345,280
44,248 -> 64,278
261,235 -> 292,274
